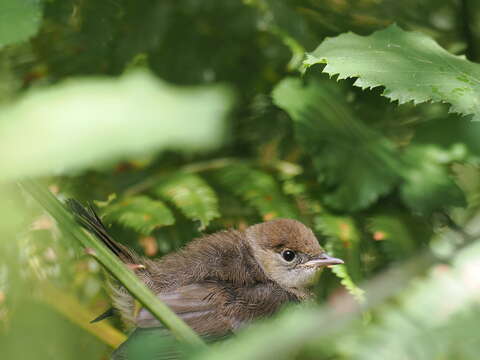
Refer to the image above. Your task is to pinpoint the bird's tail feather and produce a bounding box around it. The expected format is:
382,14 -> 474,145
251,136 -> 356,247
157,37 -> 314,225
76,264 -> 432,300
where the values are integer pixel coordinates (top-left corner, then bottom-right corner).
66,199 -> 138,264
66,198 -> 146,327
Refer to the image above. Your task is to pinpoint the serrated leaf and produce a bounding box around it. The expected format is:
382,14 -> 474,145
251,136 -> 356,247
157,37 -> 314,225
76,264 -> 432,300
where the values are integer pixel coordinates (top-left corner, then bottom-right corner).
215,164 -> 298,220
304,24 -> 480,120
400,145 -> 465,214
154,173 -> 219,230
0,0 -> 42,47
105,196 -> 174,235
0,70 -> 233,180
273,77 -> 401,211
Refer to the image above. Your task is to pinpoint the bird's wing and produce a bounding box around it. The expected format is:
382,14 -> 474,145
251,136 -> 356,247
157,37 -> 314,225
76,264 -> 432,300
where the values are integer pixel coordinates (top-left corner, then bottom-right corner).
136,282 -> 238,337
113,283 -> 235,360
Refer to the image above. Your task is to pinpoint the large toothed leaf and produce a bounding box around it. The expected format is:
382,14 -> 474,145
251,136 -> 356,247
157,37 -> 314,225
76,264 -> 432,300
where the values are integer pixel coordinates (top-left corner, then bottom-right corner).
215,164 -> 298,220
104,196 -> 174,236
304,24 -> 480,120
273,77 -> 401,211
0,0 -> 42,47
0,70 -> 233,180
154,173 -> 219,230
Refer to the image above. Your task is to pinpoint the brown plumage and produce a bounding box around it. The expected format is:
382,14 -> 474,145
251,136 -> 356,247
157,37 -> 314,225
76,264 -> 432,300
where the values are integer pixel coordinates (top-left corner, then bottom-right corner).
67,200 -> 343,338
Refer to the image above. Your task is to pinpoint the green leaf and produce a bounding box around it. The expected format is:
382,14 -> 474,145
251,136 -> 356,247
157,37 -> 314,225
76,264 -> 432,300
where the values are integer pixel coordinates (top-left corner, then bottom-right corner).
0,0 -> 42,47
304,25 -> 480,120
104,196 -> 174,236
112,327 -> 185,360
304,24 -> 480,120
0,70 -> 233,180
215,164 -> 298,219
154,173 -> 219,230
400,145 -> 465,214
273,77 -> 401,211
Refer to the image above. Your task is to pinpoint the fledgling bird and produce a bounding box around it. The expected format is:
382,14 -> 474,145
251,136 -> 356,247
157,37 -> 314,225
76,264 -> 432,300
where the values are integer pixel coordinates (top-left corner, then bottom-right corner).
67,200 -> 343,338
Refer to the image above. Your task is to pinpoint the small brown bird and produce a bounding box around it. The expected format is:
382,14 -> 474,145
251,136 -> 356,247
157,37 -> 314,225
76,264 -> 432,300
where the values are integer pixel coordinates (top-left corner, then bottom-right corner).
68,200 -> 343,338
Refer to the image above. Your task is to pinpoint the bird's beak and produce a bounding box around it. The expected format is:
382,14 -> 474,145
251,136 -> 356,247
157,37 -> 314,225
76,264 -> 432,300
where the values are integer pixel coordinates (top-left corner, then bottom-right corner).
304,253 -> 344,268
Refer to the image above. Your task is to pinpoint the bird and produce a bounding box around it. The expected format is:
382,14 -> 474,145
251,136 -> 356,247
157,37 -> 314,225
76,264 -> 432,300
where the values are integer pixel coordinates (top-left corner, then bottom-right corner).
67,199 -> 344,339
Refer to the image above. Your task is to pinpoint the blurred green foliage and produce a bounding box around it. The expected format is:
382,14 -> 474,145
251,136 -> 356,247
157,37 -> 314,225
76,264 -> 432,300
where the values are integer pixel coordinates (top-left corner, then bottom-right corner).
2,0 -> 480,359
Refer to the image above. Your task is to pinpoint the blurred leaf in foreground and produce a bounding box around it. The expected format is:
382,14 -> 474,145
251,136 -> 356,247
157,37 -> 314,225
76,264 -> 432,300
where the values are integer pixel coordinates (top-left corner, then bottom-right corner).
0,70 -> 233,180
304,24 -> 480,120
0,0 -> 42,47
336,241 -> 480,360
191,239 -> 480,360
112,327 -> 186,360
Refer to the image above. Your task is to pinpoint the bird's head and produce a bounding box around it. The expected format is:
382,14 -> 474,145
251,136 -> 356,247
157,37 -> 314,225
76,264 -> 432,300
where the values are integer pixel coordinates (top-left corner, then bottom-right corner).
246,219 -> 343,290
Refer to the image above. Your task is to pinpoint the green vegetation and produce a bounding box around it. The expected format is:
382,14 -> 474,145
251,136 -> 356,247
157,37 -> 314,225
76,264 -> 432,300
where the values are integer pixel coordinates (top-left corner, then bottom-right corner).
2,1 -> 480,359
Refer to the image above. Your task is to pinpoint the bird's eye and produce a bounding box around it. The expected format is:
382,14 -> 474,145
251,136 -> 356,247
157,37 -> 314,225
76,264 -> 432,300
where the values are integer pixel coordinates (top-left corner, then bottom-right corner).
281,249 -> 296,262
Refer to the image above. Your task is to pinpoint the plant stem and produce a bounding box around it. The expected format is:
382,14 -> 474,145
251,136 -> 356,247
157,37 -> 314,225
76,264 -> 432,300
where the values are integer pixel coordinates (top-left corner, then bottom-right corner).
19,179 -> 206,348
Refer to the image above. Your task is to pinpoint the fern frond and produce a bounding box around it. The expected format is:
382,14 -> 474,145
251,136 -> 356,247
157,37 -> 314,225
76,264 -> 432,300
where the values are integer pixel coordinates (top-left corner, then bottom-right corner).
154,173 -> 219,230
316,215 -> 364,299
330,264 -> 365,303
215,164 -> 298,220
104,196 -> 174,235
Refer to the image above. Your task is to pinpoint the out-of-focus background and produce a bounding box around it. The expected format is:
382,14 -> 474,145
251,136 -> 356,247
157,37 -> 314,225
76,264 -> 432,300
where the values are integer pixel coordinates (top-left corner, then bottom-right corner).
2,0 -> 480,359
